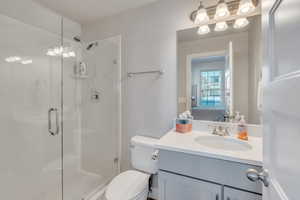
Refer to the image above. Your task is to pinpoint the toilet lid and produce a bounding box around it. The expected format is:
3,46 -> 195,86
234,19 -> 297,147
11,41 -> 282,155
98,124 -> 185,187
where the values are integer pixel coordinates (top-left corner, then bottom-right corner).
105,170 -> 150,200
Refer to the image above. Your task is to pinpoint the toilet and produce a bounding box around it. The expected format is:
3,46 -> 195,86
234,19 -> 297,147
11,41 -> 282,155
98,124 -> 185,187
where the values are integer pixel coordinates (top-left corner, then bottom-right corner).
105,136 -> 158,200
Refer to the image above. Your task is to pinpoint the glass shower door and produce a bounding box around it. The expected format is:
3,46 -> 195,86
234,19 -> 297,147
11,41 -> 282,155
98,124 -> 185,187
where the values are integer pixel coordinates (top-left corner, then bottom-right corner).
62,34 -> 121,200
0,14 -> 63,200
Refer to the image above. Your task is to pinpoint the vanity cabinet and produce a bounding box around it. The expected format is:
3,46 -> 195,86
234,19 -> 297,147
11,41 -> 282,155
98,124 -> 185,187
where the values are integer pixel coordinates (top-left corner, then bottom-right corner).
159,171 -> 222,200
224,187 -> 262,200
158,150 -> 263,200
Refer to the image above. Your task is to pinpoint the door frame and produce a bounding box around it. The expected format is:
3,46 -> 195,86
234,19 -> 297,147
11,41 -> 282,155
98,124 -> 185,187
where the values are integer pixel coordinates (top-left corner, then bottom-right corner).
186,50 -> 227,111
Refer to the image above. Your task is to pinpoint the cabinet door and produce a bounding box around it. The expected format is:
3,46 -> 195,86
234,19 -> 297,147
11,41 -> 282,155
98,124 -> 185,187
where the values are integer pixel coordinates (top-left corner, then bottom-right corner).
159,171 -> 222,200
224,187 -> 262,200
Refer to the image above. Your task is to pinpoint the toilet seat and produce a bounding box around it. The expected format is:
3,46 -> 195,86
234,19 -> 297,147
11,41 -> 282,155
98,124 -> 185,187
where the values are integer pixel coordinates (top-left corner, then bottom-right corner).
105,170 -> 150,200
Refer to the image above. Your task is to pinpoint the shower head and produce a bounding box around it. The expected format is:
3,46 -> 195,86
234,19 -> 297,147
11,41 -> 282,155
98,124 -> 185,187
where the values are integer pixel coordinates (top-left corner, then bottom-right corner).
73,36 -> 98,51
86,42 -> 98,50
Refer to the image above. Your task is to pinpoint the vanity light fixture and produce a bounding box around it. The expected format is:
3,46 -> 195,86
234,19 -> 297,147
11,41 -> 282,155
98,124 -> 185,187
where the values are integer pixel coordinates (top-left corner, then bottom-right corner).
194,2 -> 209,25
237,0 -> 256,15
215,21 -> 228,32
190,0 -> 258,35
197,25 -> 211,35
214,0 -> 230,20
233,18 -> 249,29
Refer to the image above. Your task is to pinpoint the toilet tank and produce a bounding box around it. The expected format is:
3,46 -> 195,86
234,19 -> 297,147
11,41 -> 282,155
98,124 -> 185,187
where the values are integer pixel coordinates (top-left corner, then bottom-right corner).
130,136 -> 158,174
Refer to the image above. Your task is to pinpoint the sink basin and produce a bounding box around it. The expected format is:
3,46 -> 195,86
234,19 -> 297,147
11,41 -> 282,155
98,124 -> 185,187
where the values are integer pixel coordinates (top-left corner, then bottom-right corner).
194,135 -> 252,151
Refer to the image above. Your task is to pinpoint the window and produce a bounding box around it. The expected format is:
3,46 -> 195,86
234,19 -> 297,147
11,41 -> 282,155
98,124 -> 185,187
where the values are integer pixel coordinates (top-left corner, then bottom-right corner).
199,70 -> 224,109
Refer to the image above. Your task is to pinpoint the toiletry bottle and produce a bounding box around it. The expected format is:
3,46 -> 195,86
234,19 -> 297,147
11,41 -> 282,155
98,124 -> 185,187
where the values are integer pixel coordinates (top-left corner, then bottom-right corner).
235,111 -> 241,123
237,115 -> 248,140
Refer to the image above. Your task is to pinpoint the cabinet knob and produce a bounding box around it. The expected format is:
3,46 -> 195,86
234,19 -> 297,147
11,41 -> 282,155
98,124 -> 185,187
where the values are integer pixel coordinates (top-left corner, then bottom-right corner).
246,168 -> 269,187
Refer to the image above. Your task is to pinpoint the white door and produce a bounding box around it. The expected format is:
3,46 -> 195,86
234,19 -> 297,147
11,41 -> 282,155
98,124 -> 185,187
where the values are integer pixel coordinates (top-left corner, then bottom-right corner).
260,0 -> 300,199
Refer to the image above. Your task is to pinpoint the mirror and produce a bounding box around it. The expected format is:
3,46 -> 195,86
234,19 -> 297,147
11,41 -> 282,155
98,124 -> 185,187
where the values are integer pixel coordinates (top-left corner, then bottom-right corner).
177,16 -> 261,124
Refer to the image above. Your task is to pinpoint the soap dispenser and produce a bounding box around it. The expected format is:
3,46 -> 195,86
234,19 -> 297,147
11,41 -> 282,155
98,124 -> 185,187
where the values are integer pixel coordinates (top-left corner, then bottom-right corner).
237,115 -> 248,140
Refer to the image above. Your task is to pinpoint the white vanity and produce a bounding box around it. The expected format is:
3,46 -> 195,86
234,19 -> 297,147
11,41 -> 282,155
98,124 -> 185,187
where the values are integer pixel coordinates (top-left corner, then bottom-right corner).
156,122 -> 263,200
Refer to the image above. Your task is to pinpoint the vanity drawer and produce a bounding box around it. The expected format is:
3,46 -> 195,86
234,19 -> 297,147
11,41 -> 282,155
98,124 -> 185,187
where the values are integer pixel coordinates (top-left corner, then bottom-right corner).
158,150 -> 262,194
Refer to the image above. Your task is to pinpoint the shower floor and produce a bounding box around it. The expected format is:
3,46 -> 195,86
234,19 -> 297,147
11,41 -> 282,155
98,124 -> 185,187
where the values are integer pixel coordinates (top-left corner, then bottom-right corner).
64,170 -> 106,200
43,156 -> 108,200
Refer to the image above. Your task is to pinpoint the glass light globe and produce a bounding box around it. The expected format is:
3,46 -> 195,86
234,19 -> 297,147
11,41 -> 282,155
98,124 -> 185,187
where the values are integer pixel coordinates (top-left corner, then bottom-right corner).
197,25 -> 210,35
233,18 -> 249,29
194,8 -> 209,25
237,0 -> 255,15
214,1 -> 230,20
215,21 -> 228,32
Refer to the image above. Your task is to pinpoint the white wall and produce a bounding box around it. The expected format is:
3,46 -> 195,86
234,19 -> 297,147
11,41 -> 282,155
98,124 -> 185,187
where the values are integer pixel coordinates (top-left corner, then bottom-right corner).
82,0 -> 200,170
178,32 -> 250,121
0,0 -> 81,39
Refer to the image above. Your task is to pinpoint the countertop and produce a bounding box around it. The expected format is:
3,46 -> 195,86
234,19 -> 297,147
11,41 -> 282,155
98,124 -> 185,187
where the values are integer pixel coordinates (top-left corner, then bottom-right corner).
156,130 -> 263,166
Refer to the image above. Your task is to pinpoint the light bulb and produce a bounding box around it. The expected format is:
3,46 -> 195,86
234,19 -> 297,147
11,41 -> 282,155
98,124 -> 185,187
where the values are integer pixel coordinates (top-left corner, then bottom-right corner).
14,56 -> 21,61
214,1 -> 230,20
68,51 -> 76,57
63,53 -> 70,58
5,56 -> 21,62
46,49 -> 55,56
53,47 -> 60,55
234,18 -> 249,29
197,25 -> 210,35
194,8 -> 209,25
53,46 -> 63,55
5,57 -> 14,62
21,59 -> 33,65
237,0 -> 255,15
215,21 -> 228,32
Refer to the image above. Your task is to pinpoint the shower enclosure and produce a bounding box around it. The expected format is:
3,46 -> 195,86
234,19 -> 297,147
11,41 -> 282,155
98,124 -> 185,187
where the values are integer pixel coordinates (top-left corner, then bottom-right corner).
0,6 -> 121,200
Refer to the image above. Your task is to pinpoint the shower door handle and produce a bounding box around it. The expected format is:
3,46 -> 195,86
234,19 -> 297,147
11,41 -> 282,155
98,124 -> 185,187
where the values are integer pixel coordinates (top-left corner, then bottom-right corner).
48,108 -> 59,136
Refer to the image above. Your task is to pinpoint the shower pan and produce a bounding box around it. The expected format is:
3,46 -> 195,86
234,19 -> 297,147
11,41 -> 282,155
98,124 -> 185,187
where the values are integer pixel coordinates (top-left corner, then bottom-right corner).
0,8 -> 121,200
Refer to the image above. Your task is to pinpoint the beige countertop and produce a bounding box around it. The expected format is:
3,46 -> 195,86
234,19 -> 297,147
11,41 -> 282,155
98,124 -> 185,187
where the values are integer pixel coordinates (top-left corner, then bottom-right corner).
156,130 -> 263,166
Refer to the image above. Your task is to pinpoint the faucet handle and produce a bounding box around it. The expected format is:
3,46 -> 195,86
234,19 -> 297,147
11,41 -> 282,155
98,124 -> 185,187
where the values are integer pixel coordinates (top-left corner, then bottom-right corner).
208,124 -> 218,135
224,127 -> 230,136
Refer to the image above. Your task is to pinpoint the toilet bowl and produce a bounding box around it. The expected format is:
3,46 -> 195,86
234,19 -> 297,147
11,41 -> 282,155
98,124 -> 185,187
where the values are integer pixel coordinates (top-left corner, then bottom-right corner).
105,136 -> 158,200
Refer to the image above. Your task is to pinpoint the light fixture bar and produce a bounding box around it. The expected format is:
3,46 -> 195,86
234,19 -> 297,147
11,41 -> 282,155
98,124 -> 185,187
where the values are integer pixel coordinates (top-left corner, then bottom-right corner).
190,0 -> 258,22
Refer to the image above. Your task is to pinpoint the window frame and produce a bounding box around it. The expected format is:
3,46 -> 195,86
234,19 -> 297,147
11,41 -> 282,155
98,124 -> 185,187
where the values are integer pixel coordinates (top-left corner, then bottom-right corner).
198,68 -> 226,110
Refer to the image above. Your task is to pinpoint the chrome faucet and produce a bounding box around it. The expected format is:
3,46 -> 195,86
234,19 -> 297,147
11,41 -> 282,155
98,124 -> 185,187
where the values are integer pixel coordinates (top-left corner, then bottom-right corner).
209,125 -> 230,136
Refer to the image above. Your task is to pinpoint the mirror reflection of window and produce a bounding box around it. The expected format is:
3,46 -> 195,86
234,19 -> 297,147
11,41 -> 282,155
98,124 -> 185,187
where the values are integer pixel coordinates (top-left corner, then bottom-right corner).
191,56 -> 226,112
199,70 -> 224,108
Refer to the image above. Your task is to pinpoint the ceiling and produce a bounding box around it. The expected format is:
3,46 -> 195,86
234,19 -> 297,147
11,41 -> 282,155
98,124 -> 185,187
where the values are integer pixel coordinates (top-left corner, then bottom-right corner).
34,0 -> 158,24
